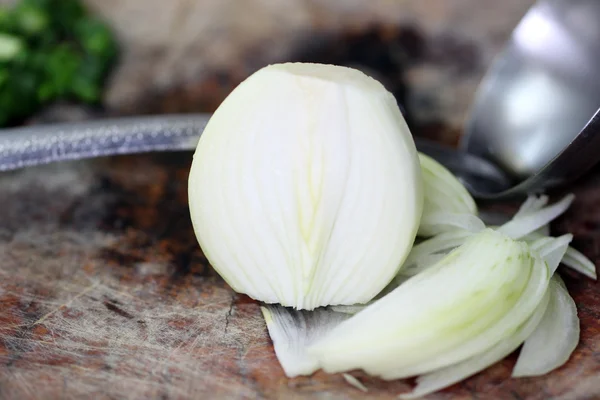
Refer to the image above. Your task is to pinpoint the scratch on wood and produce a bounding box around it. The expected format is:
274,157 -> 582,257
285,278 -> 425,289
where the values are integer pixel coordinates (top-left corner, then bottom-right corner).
103,300 -> 134,319
224,293 -> 236,333
33,281 -> 99,326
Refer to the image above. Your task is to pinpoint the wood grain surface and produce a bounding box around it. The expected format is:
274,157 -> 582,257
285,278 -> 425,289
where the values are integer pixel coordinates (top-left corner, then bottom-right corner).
0,152 -> 598,400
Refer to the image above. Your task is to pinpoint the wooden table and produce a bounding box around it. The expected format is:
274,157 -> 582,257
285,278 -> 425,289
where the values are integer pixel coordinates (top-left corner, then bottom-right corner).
0,152 -> 598,399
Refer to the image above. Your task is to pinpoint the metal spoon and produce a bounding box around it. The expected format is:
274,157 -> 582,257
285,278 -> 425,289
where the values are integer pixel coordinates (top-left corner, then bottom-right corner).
1,0 -> 599,200
460,0 -> 600,199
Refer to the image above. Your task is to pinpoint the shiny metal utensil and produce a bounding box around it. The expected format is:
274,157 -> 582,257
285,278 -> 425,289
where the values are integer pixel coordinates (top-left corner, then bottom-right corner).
462,0 -> 600,198
0,115 -> 204,171
0,115 -> 512,193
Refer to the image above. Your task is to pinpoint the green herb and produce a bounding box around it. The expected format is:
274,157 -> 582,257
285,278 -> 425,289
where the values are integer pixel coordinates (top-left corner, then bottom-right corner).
0,0 -> 118,127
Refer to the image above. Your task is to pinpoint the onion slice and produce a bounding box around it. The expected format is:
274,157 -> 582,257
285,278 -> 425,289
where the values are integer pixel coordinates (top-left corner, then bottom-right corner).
401,195 -> 593,280
514,195 -> 549,218
403,230 -> 475,267
418,153 -> 478,236
342,374 -> 368,392
526,231 -> 596,279
399,234 -> 572,397
308,229 -> 550,380
498,194 -> 574,239
563,247 -> 597,279
399,289 -> 551,399
530,234 -> 573,274
419,212 -> 485,236
512,275 -> 580,377
261,306 -> 350,377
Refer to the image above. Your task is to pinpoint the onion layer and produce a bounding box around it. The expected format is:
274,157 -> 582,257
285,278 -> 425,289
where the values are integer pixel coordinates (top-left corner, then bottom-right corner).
512,275 -> 580,377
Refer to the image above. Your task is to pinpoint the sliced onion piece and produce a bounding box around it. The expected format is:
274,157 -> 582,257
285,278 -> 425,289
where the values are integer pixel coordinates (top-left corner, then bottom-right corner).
378,255 -> 549,380
402,195 -> 593,280
418,153 -> 478,237
261,306 -> 350,377
524,231 -> 595,279
419,212 -> 485,236
308,229 -> 550,379
563,247 -> 597,279
400,237 -> 567,398
530,234 -> 573,274
342,374 -> 368,392
522,229 -> 548,242
512,275 -> 580,377
399,288 -> 551,399
498,194 -> 574,239
536,224 -> 551,236
514,195 -> 549,218
402,230 -> 474,269
476,195 -> 549,227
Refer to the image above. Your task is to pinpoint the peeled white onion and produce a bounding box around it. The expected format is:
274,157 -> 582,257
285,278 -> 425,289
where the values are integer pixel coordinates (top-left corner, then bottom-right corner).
188,63 -> 423,310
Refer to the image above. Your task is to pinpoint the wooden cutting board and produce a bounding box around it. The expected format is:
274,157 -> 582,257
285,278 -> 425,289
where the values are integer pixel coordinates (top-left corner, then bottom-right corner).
0,152 -> 598,399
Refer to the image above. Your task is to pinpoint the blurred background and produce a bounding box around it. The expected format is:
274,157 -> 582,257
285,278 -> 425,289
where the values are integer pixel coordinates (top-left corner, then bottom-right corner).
0,0 -> 535,145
